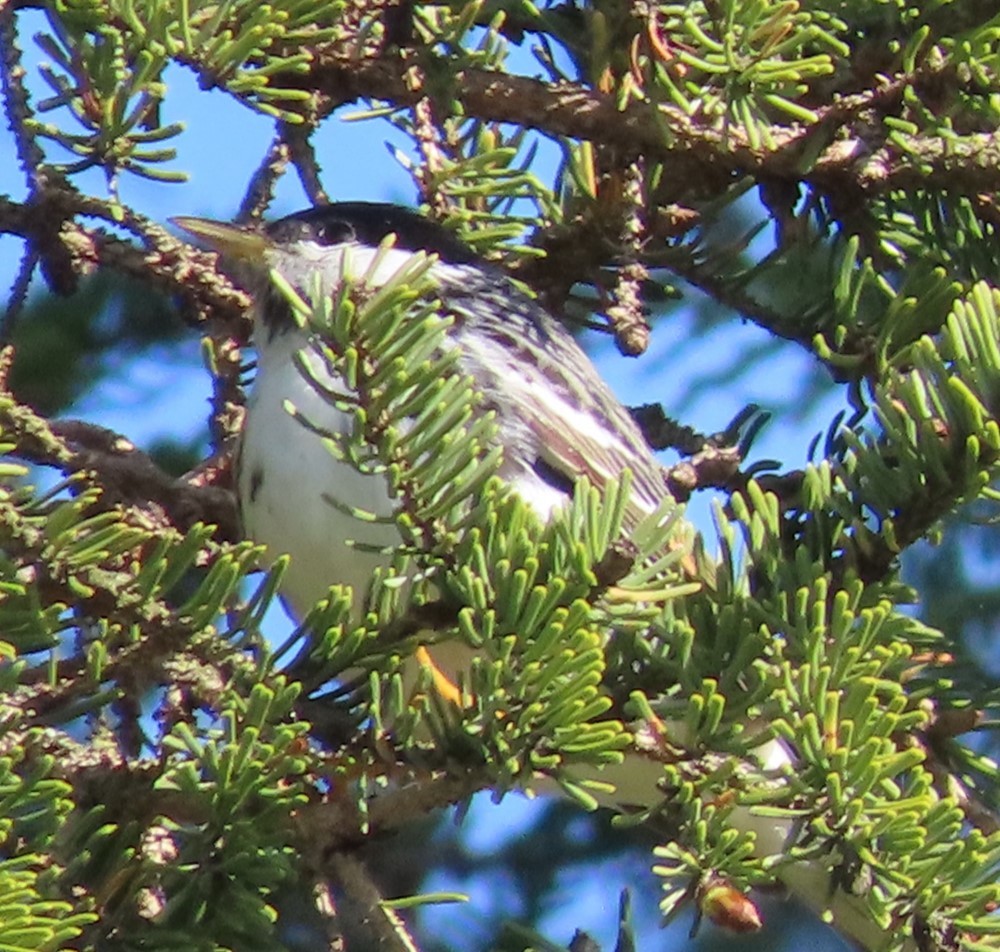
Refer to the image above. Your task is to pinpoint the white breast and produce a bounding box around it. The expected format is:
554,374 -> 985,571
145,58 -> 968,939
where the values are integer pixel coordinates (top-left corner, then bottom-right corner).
238,329 -> 402,617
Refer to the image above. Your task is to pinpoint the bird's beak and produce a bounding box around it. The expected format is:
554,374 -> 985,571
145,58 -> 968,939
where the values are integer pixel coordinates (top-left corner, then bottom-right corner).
171,216 -> 270,261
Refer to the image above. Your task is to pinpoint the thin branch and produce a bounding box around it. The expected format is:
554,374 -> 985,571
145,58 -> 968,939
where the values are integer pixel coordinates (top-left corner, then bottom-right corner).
409,84 -> 450,217
0,2 -> 46,191
1,242 -> 38,343
663,248 -> 822,352
920,707 -> 1000,836
0,192 -> 252,327
297,768 -> 488,856
237,133 -> 292,224
310,880 -> 346,952
326,852 -> 421,952
9,415 -> 239,539
282,122 -> 330,206
605,159 -> 650,357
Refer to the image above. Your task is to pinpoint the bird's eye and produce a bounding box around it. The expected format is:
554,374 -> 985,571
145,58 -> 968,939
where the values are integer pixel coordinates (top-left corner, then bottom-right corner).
268,219 -> 307,244
315,221 -> 355,246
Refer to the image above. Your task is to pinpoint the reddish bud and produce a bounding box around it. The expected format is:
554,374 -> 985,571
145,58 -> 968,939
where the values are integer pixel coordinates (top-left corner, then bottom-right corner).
700,880 -> 762,934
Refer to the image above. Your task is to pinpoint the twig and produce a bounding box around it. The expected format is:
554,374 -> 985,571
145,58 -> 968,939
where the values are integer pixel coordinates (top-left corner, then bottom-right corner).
605,160 -> 650,356
0,3 -> 46,190
662,246 -> 826,355
408,73 -> 451,218
0,193 -> 251,328
237,133 -> 292,224
920,707 -> 1000,835
282,122 -> 330,206
296,767 -> 488,865
310,879 -> 345,952
326,851 -> 420,952
1,242 -> 38,343
10,416 -> 239,540
630,403 -> 763,501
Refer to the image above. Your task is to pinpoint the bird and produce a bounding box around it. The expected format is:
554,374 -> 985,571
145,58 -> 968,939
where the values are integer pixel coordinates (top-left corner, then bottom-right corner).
170,204 -> 808,840
173,202 -> 675,628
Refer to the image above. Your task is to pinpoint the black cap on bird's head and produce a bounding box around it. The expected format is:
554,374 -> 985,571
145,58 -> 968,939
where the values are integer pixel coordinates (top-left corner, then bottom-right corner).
265,203 -> 479,264
172,201 -> 479,267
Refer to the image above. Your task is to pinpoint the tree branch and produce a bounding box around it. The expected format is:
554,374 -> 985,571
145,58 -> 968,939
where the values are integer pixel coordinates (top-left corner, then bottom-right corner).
0,193 -> 252,326
303,50 -> 1000,201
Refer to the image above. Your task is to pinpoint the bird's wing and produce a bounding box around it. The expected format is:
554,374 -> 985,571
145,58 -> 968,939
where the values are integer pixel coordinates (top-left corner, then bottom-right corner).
445,273 -> 670,526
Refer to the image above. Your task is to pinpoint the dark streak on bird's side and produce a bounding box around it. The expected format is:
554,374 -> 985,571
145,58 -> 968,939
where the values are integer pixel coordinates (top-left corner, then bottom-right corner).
249,466 -> 264,504
533,457 -> 577,496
